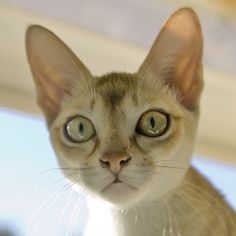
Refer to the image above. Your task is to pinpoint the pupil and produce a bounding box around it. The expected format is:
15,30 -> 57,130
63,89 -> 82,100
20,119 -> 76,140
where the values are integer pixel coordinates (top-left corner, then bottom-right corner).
79,123 -> 84,133
150,117 -> 155,128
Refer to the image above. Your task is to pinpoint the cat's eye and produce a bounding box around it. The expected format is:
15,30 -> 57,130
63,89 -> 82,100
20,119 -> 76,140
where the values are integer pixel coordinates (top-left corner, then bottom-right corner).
136,110 -> 169,137
64,116 -> 95,143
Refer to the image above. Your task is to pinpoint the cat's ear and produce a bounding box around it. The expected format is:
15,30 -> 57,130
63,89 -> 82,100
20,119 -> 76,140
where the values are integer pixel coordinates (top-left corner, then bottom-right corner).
139,8 -> 203,110
26,25 -> 92,125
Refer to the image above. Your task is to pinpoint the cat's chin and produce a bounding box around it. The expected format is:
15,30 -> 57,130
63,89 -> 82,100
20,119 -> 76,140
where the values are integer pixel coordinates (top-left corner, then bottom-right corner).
101,182 -> 138,206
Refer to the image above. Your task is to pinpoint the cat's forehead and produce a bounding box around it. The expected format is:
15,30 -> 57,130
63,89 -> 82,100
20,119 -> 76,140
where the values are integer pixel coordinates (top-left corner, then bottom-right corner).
95,72 -> 138,110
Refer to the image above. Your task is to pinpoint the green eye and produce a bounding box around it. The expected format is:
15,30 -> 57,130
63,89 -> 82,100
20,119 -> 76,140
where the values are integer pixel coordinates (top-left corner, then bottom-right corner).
136,110 -> 169,137
64,116 -> 95,143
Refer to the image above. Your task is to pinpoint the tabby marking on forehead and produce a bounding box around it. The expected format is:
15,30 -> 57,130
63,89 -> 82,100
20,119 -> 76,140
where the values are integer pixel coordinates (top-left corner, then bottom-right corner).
96,72 -> 138,110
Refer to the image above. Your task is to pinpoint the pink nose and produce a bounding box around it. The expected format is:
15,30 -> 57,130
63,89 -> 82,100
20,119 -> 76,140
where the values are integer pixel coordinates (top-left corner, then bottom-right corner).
99,151 -> 131,174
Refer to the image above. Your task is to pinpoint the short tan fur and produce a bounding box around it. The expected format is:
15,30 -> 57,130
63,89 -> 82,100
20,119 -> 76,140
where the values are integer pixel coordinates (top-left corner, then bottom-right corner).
26,8 -> 236,236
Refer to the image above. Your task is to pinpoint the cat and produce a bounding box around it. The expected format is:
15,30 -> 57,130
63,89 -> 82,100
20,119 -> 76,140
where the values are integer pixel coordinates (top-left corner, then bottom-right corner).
25,7 -> 236,236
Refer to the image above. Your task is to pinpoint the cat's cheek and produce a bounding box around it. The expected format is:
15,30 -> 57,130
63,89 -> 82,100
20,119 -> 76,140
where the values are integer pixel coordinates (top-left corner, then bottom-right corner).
134,118 -> 181,156
133,135 -> 171,158
80,170 -> 112,194
50,127 -> 97,165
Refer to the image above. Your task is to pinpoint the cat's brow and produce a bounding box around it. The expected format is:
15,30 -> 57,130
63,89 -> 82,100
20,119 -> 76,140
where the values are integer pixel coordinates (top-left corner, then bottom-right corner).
90,97 -> 96,110
95,72 -> 136,111
104,91 -> 123,110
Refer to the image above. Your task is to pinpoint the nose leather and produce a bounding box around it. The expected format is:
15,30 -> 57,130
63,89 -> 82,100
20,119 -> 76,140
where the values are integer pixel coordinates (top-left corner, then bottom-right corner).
100,151 -> 131,174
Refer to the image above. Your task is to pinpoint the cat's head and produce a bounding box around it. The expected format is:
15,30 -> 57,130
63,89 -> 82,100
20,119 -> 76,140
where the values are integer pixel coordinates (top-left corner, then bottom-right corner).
26,8 -> 203,207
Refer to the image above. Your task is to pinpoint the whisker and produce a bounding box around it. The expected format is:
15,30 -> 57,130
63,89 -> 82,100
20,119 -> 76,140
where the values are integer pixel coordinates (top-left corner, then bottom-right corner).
176,191 -> 200,215
162,200 -> 168,236
35,167 -> 88,186
28,175 -> 82,235
152,170 -> 235,233
183,180 -> 234,220
169,203 -> 182,236
39,166 -> 90,174
182,183 -> 231,232
164,199 -> 174,236
162,227 -> 167,236
67,196 -> 80,236
70,188 -> 89,235
52,172 -> 79,186
134,206 -> 138,225
28,188 -> 60,229
55,191 -> 76,234
31,189 -> 63,236
153,165 -> 188,170
154,159 -> 190,164
174,191 -> 214,233
36,171 -> 79,198
62,177 -> 82,192
69,187 -> 88,235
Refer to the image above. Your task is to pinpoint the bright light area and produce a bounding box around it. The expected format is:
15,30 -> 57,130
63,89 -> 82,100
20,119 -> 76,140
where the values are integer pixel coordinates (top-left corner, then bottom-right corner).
0,108 -> 88,236
0,108 -> 235,235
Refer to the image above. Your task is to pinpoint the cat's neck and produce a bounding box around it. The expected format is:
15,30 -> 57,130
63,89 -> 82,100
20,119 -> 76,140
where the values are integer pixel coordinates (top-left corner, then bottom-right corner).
84,167 -> 236,236
84,189 -> 166,236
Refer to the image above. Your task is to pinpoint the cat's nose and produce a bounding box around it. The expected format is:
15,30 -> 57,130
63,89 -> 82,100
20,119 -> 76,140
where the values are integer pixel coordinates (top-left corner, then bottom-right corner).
99,151 -> 131,174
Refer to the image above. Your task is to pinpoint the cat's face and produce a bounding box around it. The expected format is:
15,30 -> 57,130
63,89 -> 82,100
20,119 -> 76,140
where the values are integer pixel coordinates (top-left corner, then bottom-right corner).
26,8 -> 203,207
50,72 -> 198,206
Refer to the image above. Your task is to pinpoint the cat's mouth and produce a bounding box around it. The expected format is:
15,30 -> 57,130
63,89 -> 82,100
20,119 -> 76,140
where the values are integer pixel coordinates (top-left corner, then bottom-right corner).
102,177 -> 137,192
99,176 -> 140,205
113,178 -> 122,184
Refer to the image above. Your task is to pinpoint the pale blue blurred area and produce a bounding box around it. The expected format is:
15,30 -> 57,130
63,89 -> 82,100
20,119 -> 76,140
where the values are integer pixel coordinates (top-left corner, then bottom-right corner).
192,157 -> 236,211
0,108 -> 235,235
0,108 -> 88,236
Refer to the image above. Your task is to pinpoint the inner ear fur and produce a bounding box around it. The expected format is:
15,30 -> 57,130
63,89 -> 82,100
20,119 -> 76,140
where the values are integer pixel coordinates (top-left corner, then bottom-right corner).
139,8 -> 204,110
25,25 -> 92,125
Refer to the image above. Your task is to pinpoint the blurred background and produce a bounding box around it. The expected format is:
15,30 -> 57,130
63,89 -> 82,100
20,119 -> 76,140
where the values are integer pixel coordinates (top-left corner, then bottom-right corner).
0,0 -> 235,235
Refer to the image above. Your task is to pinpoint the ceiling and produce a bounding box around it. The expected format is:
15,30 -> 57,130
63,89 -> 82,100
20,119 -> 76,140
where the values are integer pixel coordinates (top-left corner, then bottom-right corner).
0,0 -> 236,164
2,0 -> 236,75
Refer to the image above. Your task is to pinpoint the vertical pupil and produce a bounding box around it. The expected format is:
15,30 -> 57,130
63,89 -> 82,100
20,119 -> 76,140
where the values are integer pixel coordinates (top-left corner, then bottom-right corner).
79,123 -> 84,133
150,117 -> 155,128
